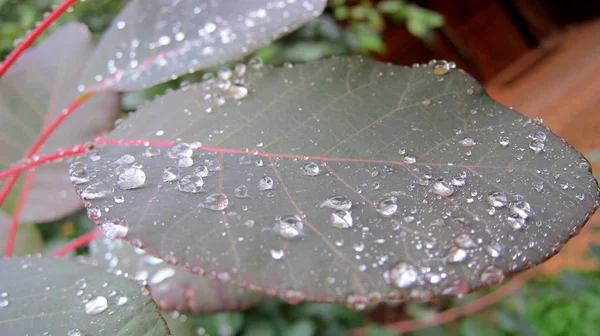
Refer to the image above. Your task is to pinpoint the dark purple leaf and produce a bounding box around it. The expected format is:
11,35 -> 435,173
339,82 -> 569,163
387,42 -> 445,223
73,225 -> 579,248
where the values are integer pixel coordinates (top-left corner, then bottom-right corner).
74,57 -> 600,307
0,22 -> 120,222
86,236 -> 266,314
0,256 -> 169,335
79,0 -> 327,92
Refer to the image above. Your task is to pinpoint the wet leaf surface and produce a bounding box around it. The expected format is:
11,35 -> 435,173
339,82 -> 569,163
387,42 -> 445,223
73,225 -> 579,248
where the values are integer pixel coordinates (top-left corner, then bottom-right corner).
76,57 -> 599,306
80,0 -> 327,92
0,256 -> 169,335
0,22 -> 120,222
86,236 -> 266,314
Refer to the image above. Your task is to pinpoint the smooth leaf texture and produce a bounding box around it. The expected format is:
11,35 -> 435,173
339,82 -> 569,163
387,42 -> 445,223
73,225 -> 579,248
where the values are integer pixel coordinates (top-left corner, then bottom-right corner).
0,211 -> 43,256
0,22 -> 120,222
87,236 -> 266,313
0,256 -> 169,335
75,57 -> 599,306
80,0 -> 327,92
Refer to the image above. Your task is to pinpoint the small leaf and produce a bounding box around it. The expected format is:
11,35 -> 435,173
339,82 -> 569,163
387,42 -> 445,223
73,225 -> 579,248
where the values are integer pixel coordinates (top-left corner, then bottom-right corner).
0,256 -> 169,335
87,237 -> 266,314
76,56 -> 599,306
80,0 -> 327,92
590,243 -> 600,262
366,324 -> 397,336
0,211 -> 43,256
0,22 -> 120,222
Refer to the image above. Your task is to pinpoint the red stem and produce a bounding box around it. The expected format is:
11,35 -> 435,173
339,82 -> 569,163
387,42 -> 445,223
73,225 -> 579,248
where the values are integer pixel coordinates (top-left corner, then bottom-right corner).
3,168 -> 36,256
0,0 -> 79,78
51,229 -> 101,257
0,145 -> 87,181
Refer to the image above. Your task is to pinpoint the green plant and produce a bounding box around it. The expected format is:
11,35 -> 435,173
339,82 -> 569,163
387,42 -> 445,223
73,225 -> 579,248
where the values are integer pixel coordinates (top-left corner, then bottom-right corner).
0,0 -> 598,335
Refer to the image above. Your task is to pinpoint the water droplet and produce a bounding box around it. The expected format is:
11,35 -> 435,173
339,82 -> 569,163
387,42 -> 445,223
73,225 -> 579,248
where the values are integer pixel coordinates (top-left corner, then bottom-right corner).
384,262 -> 418,288
429,59 -> 455,75
162,166 -> 178,182
113,195 -> 125,204
506,216 -> 525,230
283,289 -> 305,304
193,164 -> 208,177
149,268 -> 175,286
114,154 -> 135,165
446,248 -> 468,263
377,196 -> 398,216
533,132 -> 547,141
81,182 -> 112,200
248,56 -> 263,69
486,192 -> 507,208
228,85 -> 248,100
352,242 -> 365,252
451,174 -> 467,187
480,265 -> 504,285
575,193 -> 585,201
69,162 -> 89,185
529,139 -> 545,153
178,156 -> 194,168
178,175 -> 204,193
275,215 -> 303,239
331,210 -> 353,228
203,193 -> 229,211
459,137 -> 476,147
270,249 -> 284,260
499,137 -> 511,147
259,176 -> 274,191
168,142 -> 193,159
533,181 -> 544,193
117,167 -> 146,190
115,295 -> 128,306
67,329 -> 84,336
484,244 -> 502,258
0,298 -> 8,308
454,234 -> 478,249
320,195 -> 352,211
403,155 -> 416,164
301,162 -> 320,176
84,296 -> 108,315
101,217 -> 128,239
508,200 -> 531,219
432,180 -> 454,197
143,147 -> 162,158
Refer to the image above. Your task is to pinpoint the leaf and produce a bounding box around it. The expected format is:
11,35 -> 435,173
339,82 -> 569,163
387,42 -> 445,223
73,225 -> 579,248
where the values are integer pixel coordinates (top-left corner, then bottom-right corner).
0,256 -> 169,335
79,0 -> 327,92
87,236 -> 266,314
590,243 -> 600,262
0,22 -> 120,222
74,56 -> 599,306
0,211 -> 43,256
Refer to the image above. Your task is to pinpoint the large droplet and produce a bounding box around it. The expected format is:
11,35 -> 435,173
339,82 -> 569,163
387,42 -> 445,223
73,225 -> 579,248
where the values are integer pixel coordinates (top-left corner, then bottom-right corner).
432,180 -> 454,197
480,265 -> 505,285
178,156 -> 194,168
320,195 -> 352,211
384,262 -> 418,288
330,210 -> 353,229
162,166 -> 178,182
506,216 -> 525,230
81,182 -> 112,200
114,154 -> 135,165
168,142 -> 193,158
377,196 -> 398,216
69,162 -> 89,185
270,249 -> 285,260
178,175 -> 204,193
429,59 -> 455,75
454,234 -> 478,249
259,176 -> 274,191
276,215 -> 303,239
234,185 -> 250,198
84,296 -> 108,315
195,164 -> 209,177
446,248 -> 468,263
203,193 -> 229,211
459,137 -> 476,147
529,139 -> 545,153
486,192 -> 508,208
101,217 -> 128,239
117,167 -> 146,190
301,162 -> 320,176
508,200 -> 531,219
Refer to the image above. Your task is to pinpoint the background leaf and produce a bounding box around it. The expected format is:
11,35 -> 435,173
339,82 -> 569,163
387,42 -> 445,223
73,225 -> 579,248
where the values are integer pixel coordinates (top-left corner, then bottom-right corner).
80,0 -> 327,92
0,22 -> 120,222
76,56 -> 599,306
0,256 -> 169,335
87,236 -> 267,314
0,211 -> 43,256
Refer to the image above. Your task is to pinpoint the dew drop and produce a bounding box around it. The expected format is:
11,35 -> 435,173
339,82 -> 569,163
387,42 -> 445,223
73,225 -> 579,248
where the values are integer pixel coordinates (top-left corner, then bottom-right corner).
234,185 -> 250,198
384,262 -> 418,288
114,154 -> 135,165
228,85 -> 248,100
248,56 -> 263,69
484,244 -> 502,258
84,296 -> 108,315
178,175 -> 204,193
429,59 -> 455,75
270,249 -> 285,260
331,210 -> 353,229
480,265 -> 504,285
143,147 -> 162,158
451,174 -> 467,187
195,164 -> 209,177
113,195 -> 125,204
446,248 -> 468,263
259,176 -> 274,191
499,137 -> 511,147
486,192 -> 508,208
178,156 -> 194,168
101,217 -> 128,239
67,329 -> 84,336
403,155 -> 416,164
203,193 -> 229,211
168,142 -> 193,159
352,242 -> 365,252
459,137 -> 476,147
301,162 -> 320,176
377,196 -> 398,216
115,295 -> 128,306
432,180 -> 454,197
454,234 -> 478,249
276,215 -> 303,239
117,167 -> 146,190
81,182 -> 112,200
162,166 -> 178,182
533,181 -> 544,193
320,195 -> 352,211
506,216 -> 525,230
508,200 -> 531,219
529,139 -> 545,153
575,193 -> 585,201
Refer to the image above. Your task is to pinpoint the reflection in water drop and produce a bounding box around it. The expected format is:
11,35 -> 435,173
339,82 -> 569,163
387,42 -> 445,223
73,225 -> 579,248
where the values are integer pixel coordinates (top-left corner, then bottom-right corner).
384,262 -> 418,288
320,195 -> 352,211
84,296 -> 108,315
275,215 -> 303,239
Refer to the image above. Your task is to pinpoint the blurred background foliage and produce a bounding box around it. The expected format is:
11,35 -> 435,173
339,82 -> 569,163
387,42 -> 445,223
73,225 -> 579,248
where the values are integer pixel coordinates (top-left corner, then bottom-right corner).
1,0 -> 599,335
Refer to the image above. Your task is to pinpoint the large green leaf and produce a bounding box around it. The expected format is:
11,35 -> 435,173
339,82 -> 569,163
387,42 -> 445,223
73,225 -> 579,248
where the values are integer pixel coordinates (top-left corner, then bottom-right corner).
0,22 -> 120,222
79,0 -> 327,92
74,57 -> 599,306
87,236 -> 266,313
0,256 -> 169,335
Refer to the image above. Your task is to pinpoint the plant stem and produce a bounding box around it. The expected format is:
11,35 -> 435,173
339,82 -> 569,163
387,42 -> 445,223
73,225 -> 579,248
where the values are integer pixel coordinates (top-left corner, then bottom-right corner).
0,0 -> 80,78
51,229 -> 101,256
0,145 -> 87,181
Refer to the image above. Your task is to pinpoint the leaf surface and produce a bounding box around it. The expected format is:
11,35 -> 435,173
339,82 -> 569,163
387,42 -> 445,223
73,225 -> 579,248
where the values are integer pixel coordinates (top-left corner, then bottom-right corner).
0,256 -> 169,335
87,236 -> 266,313
80,0 -> 327,92
0,22 -> 120,222
75,57 -> 599,305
